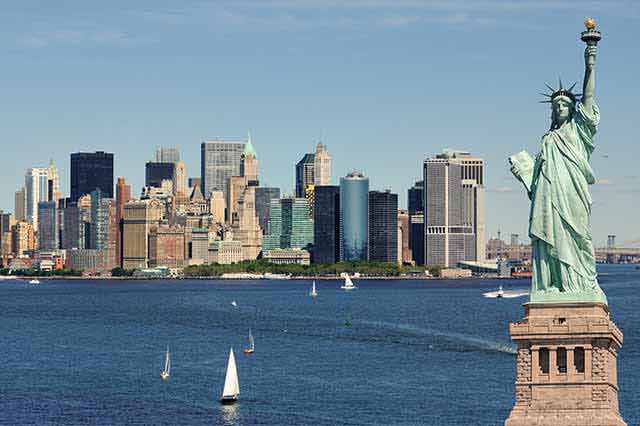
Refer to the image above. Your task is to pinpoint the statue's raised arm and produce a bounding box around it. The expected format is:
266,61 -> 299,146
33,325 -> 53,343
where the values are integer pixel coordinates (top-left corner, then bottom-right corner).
580,18 -> 600,113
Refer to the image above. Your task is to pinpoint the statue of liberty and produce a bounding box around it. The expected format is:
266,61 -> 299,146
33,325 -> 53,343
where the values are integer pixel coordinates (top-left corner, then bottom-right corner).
510,19 -> 606,304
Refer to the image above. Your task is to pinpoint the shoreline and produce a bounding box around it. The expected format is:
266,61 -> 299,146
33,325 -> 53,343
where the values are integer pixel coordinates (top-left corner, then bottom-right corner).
0,275 -> 526,281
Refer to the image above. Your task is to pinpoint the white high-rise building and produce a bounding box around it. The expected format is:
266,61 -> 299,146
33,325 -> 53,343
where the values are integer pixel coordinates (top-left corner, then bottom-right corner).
25,166 -> 58,230
313,142 -> 332,186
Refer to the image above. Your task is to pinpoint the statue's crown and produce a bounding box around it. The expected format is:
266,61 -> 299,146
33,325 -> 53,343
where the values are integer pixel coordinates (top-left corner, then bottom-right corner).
540,78 -> 581,104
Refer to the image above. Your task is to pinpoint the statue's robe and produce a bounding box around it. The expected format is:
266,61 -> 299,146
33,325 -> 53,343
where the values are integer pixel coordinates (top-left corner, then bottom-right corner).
529,101 -> 606,303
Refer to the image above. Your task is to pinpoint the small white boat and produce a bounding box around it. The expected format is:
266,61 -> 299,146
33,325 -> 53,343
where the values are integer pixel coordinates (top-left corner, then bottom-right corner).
263,272 -> 291,280
220,348 -> 240,405
231,301 -> 238,307
29,279 -> 41,285
244,329 -> 255,355
497,285 -> 505,298
161,347 -> 171,381
309,280 -> 318,297
340,274 -> 357,290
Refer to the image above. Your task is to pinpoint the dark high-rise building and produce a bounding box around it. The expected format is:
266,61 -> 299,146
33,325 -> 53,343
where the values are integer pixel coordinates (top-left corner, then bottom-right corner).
145,162 -> 176,188
340,171 -> 369,261
368,190 -> 398,262
295,153 -> 315,198
313,186 -> 340,264
255,187 -> 280,234
70,151 -> 114,201
408,180 -> 425,265
37,201 -> 58,251
408,180 -> 424,214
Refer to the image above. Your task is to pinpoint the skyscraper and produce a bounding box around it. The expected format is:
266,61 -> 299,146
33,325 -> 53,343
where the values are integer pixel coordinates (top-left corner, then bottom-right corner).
255,187 -> 280,235
313,185 -> 340,264
231,186 -> 263,260
122,199 -> 163,269
25,167 -> 52,230
368,190 -> 398,263
37,201 -> 58,251
263,198 -> 313,252
145,162 -> 176,188
115,178 -> 132,267
423,150 -> 481,267
313,142 -> 332,186
200,139 -> 246,201
340,171 -> 369,261
398,209 -> 411,264
295,153 -> 315,198
70,151 -> 114,201
408,180 -> 424,265
240,136 -> 259,185
155,147 -> 180,163
14,187 -> 26,222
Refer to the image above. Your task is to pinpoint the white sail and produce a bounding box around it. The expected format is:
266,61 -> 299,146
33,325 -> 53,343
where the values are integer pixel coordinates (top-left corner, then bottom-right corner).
222,348 -> 240,398
310,281 -> 317,297
164,348 -> 171,375
248,329 -> 254,351
341,274 -> 357,290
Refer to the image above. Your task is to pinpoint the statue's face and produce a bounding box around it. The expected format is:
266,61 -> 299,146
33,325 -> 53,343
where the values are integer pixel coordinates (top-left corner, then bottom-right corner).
552,98 -> 573,124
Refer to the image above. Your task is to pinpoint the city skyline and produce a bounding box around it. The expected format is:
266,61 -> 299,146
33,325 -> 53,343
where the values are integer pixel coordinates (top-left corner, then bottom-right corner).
2,1 -> 639,246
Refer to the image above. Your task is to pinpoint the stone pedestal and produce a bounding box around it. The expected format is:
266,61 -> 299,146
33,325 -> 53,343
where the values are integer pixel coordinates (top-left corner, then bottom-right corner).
505,303 -> 626,426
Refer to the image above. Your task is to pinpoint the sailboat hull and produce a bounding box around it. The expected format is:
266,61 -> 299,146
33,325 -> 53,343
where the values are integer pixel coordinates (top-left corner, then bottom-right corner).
220,396 -> 238,405
243,349 -> 254,355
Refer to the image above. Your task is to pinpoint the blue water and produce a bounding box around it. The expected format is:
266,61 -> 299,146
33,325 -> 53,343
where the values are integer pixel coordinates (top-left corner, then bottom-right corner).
0,265 -> 638,425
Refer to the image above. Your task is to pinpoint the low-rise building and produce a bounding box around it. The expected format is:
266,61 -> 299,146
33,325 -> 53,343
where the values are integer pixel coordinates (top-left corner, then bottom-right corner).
208,240 -> 243,264
263,248 -> 311,265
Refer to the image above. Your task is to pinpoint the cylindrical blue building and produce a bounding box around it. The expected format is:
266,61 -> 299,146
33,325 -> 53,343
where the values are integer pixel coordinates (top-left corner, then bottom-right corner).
340,171 -> 369,261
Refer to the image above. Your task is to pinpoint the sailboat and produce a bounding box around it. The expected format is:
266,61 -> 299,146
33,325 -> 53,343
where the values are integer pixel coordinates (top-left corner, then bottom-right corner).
496,285 -> 505,299
220,348 -> 240,404
309,280 -> 318,297
161,347 -> 171,381
244,329 -> 255,355
340,274 -> 357,290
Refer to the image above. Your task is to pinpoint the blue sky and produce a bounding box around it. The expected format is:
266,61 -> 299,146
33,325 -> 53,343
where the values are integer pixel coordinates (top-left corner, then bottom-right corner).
1,0 -> 639,246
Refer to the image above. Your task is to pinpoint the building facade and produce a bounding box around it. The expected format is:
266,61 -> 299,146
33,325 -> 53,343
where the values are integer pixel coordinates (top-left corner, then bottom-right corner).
313,142 -> 332,186
368,190 -> 398,263
255,187 -> 280,235
149,225 -> 185,268
200,139 -> 245,202
408,180 -> 424,265
70,151 -> 114,201
263,198 -> 313,252
115,177 -> 132,267
295,153 -> 315,198
340,171 -> 369,261
25,167 -> 52,230
313,185 -> 340,264
122,199 -> 164,269
145,162 -> 176,188
37,201 -> 58,251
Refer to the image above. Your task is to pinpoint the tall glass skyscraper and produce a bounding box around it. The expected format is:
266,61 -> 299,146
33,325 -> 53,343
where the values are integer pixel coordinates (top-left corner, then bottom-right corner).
263,198 -> 313,251
340,171 -> 369,261
368,190 -> 398,262
255,187 -> 281,234
200,139 -> 246,201
70,151 -> 114,201
313,186 -> 340,264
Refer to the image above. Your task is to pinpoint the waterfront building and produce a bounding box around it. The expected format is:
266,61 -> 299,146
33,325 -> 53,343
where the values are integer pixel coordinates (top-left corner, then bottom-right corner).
407,180 -> 424,265
188,227 -> 210,265
149,225 -> 185,268
263,197 -> 313,252
145,162 -> 175,188
200,139 -> 245,201
368,190 -> 398,263
398,209 -> 411,264
115,178 -> 132,267
65,248 -> 109,274
208,240 -> 243,264
12,221 -> 35,256
37,201 -> 58,251
90,190 -> 117,270
313,185 -> 340,264
0,212 -> 14,256
14,187 -> 26,222
313,143 -> 332,186
155,147 -> 180,163
423,150 -> 480,267
263,248 -> 311,265
340,171 -> 369,261
458,152 -> 486,261
295,153 -> 315,198
255,187 -> 280,235
122,199 -> 164,269
70,151 -> 114,201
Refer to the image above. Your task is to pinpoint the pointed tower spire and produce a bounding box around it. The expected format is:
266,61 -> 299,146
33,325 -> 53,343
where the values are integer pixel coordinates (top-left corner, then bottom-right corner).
243,131 -> 257,158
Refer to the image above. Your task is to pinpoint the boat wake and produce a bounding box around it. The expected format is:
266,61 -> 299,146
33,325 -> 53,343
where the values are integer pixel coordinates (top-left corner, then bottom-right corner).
483,290 -> 528,299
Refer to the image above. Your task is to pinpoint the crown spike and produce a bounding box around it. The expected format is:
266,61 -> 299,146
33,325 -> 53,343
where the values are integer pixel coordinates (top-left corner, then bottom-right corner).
568,82 -> 578,92
544,82 -> 555,93
539,92 -> 552,98
558,76 -> 564,90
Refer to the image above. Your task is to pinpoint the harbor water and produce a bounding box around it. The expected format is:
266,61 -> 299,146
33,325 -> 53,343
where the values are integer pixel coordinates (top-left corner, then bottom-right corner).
1,265 -> 638,425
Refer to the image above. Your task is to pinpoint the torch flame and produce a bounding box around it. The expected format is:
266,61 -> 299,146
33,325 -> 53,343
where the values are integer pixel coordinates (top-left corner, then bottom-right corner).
584,18 -> 596,30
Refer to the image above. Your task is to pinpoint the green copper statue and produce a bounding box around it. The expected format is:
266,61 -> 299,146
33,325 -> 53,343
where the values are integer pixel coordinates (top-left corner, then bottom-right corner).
510,19 -> 606,304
